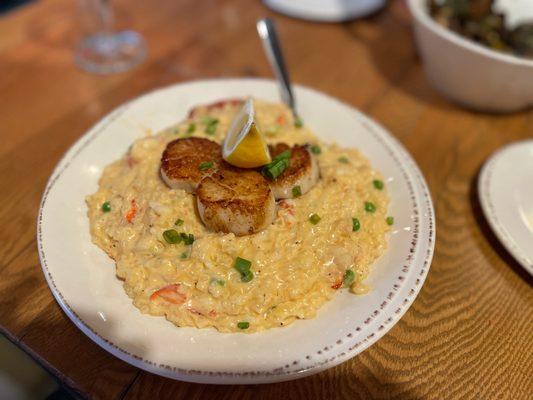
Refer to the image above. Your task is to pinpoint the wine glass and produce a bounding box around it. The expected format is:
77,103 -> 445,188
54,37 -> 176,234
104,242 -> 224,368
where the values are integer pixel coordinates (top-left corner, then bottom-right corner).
75,0 -> 147,74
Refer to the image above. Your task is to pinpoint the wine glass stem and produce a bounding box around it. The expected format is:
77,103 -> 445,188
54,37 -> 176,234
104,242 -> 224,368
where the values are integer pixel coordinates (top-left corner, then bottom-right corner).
77,0 -> 115,36
98,0 -> 114,34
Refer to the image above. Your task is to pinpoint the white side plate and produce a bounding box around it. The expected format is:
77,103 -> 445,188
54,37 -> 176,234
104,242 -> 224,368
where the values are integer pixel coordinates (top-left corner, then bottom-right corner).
37,78 -> 435,384
479,140 -> 533,276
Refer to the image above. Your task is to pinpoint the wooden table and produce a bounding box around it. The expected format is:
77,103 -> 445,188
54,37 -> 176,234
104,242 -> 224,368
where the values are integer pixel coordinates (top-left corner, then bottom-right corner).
1,0 -> 532,398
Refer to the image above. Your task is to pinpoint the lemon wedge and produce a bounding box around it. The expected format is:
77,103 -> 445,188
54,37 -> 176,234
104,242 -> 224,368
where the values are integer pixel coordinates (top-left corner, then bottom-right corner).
222,98 -> 271,168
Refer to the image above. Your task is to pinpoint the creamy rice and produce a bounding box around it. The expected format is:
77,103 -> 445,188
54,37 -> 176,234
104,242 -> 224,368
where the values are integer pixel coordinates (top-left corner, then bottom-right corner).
86,99 -> 390,333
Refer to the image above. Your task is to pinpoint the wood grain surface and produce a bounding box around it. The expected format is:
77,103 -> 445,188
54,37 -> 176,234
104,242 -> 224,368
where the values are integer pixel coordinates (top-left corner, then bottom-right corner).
0,0 -> 532,399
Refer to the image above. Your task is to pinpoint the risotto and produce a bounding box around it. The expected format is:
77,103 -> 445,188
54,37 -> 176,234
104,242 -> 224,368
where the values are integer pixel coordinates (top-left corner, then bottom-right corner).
86,99 -> 390,333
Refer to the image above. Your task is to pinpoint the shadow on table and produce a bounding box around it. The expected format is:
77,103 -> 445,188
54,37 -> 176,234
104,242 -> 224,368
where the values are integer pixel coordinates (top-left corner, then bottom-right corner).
339,2 -> 533,117
337,1 -> 451,113
29,304 -> 423,399
138,367 -> 425,399
468,166 -> 533,285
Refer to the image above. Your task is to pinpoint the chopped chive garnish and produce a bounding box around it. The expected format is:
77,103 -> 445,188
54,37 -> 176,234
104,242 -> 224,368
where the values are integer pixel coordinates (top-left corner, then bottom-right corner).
265,126 -> 280,136
241,270 -> 254,282
262,150 -> 291,180
180,252 -> 188,259
386,216 -> 394,225
102,201 -> 111,212
292,185 -> 302,198
234,257 -> 251,273
210,278 -> 225,286
373,179 -> 384,190
294,116 -> 304,128
276,150 -> 291,160
343,269 -> 356,287
174,219 -> 184,226
180,233 -> 195,245
199,161 -> 214,171
163,229 -> 181,244
364,202 -> 376,213
352,217 -> 360,232
338,156 -> 349,164
186,123 -> 196,134
310,145 -> 321,155
201,116 -> 218,125
237,321 -> 250,329
309,213 -> 321,225
202,116 -> 219,135
234,257 -> 253,282
205,122 -> 218,135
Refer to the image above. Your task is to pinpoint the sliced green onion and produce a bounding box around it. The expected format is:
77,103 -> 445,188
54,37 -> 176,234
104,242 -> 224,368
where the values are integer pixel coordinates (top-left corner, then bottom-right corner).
274,150 -> 291,160
262,150 -> 291,180
180,233 -> 195,245
102,201 -> 111,212
338,156 -> 349,164
199,161 -> 214,171
343,269 -> 356,287
174,218 -> 184,226
294,116 -> 304,128
265,126 -> 280,136
386,216 -> 394,226
234,257 -> 252,274
373,179 -> 384,190
352,217 -> 360,232
234,257 -> 253,282
241,270 -> 254,282
237,321 -> 250,329
310,145 -> 321,155
364,202 -> 376,213
205,122 -> 218,135
201,116 -> 218,125
309,213 -> 321,225
292,185 -> 302,198
163,229 -> 181,244
210,278 -> 225,286
186,123 -> 196,134
201,116 -> 219,135
180,252 -> 188,260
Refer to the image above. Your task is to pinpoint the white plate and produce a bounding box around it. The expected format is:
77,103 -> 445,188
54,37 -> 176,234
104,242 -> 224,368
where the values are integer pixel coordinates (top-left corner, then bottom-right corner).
263,0 -> 386,22
37,78 -> 435,384
479,140 -> 533,276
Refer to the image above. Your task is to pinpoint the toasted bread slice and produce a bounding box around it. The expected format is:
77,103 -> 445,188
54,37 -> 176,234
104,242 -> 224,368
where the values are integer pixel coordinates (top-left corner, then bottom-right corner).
196,168 -> 276,236
161,138 -> 224,193
268,143 -> 319,199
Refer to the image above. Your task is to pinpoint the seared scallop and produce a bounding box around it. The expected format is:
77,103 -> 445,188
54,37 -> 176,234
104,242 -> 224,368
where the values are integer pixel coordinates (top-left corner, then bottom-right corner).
268,143 -> 319,199
196,168 -> 276,236
161,138 -> 224,193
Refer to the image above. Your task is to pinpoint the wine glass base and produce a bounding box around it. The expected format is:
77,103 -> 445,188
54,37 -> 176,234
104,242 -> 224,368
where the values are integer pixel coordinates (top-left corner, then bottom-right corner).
75,30 -> 147,74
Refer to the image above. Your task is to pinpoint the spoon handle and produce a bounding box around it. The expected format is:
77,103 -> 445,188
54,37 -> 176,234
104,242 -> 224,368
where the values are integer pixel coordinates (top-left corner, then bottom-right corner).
256,18 -> 297,115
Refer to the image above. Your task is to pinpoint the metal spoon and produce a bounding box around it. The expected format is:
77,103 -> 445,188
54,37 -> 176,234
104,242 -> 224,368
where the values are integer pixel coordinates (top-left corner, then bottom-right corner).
256,18 -> 300,121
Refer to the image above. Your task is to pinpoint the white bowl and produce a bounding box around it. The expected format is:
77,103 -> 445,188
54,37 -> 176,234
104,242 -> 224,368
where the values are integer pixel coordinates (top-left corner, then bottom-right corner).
407,0 -> 533,112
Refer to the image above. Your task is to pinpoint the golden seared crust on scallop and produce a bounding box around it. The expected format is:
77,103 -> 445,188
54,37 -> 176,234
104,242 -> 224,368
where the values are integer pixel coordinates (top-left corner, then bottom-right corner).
196,168 -> 276,236
268,143 -> 320,199
160,138 -> 224,193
